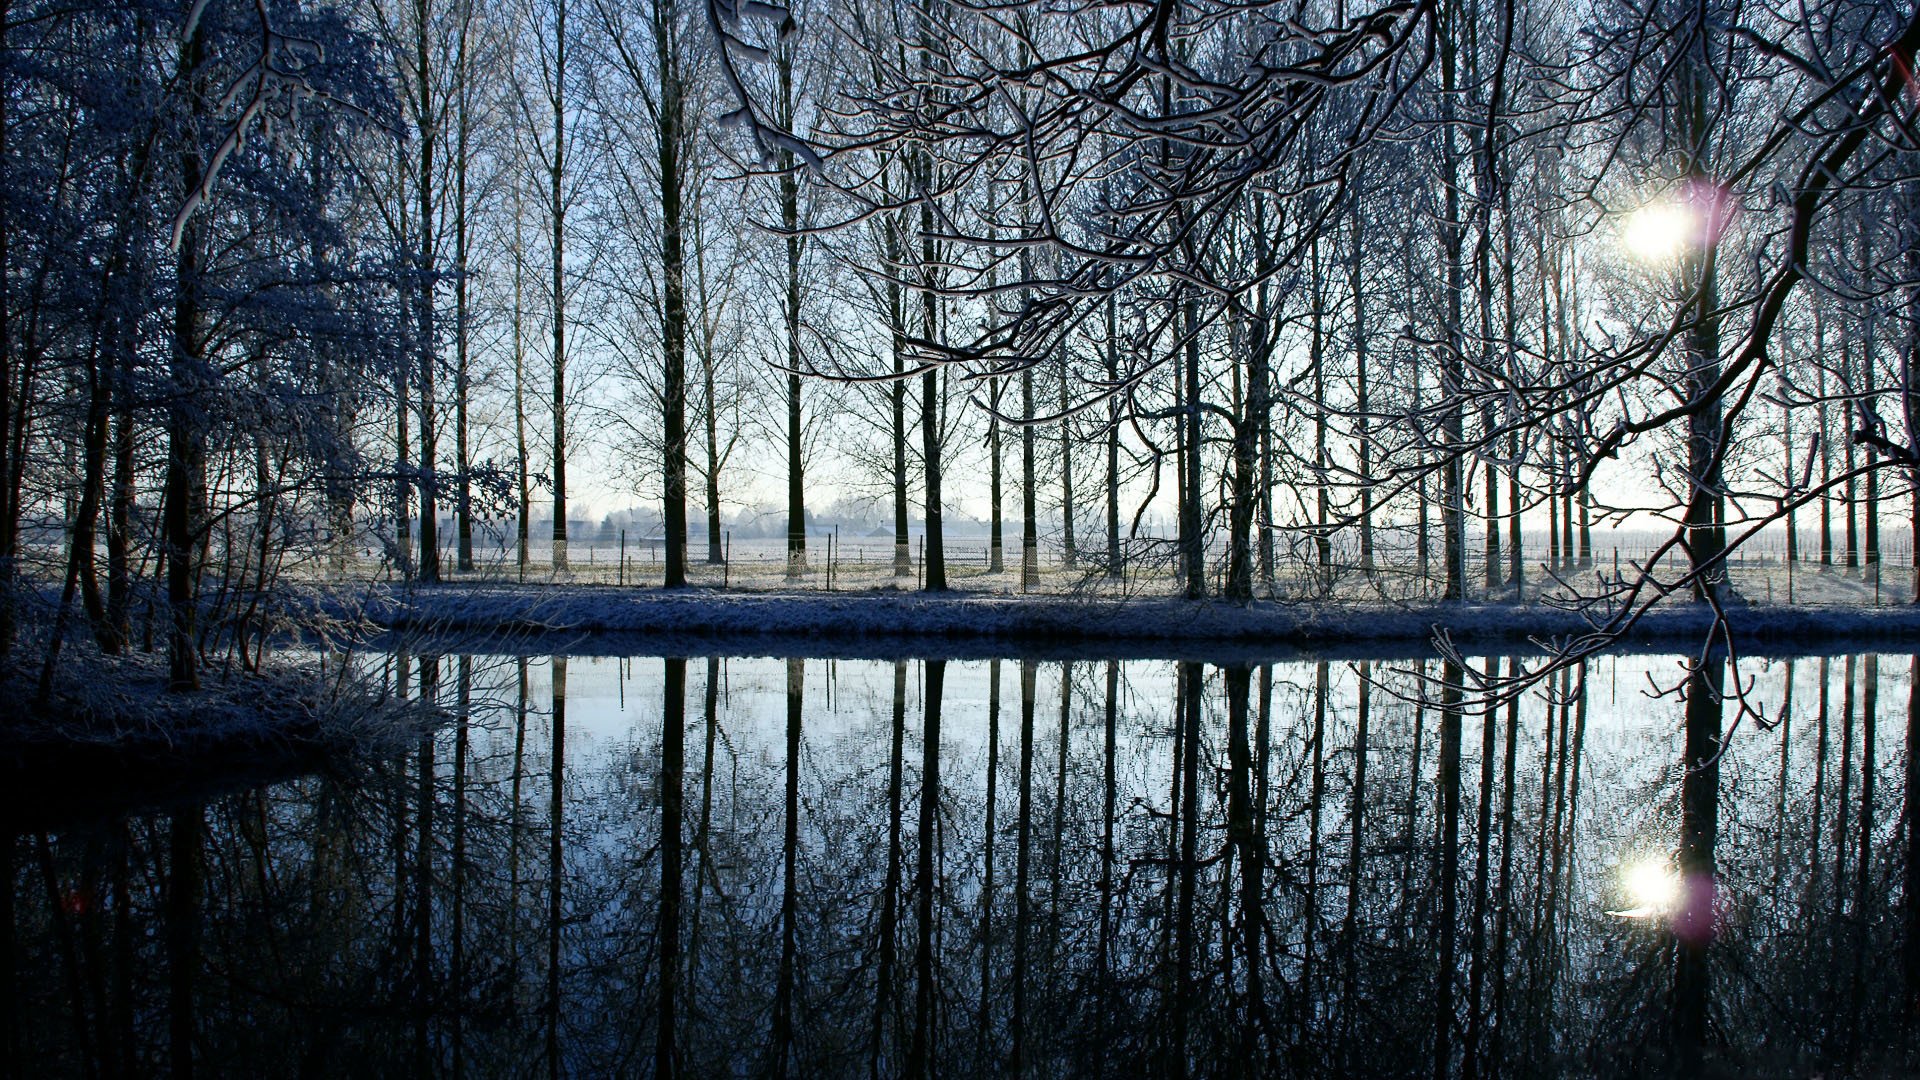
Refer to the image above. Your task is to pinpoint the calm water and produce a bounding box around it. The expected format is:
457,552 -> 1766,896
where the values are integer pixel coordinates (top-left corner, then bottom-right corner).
6,648 -> 1918,1077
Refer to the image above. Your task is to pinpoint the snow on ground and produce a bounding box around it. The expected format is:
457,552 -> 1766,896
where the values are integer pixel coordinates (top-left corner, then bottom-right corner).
303,534 -> 1920,605
333,576 -> 1920,649
0,641 -> 430,826
266,533 -> 1920,648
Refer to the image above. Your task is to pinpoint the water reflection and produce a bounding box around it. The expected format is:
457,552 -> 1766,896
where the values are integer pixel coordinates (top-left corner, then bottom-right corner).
7,650 -> 1918,1076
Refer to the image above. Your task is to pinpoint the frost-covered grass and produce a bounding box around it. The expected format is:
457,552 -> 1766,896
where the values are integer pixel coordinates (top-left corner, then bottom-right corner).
343,576 -> 1920,648
0,636 -> 427,821
296,534 -> 1920,608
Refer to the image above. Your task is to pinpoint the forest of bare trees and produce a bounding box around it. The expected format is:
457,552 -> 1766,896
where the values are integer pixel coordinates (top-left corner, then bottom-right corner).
7,0 -> 1920,693
13,6 -> 1920,1078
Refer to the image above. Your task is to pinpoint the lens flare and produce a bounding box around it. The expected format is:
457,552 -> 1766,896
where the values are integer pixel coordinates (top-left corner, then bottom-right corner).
1608,857 -> 1682,919
1626,859 -> 1680,908
1619,201 -> 1693,263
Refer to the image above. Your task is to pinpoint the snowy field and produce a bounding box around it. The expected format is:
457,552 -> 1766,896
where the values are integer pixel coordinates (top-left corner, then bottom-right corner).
328,567 -> 1920,653
301,532 -> 1920,609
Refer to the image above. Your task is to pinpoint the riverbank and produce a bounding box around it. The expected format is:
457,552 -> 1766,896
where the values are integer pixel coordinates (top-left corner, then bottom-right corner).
0,649 -> 422,827
339,581 -> 1920,648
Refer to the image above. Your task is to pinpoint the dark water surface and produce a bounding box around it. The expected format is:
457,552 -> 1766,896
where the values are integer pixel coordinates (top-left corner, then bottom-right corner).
7,649 -> 1919,1077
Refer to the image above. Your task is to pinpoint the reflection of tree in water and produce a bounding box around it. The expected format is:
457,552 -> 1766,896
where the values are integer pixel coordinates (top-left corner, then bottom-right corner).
7,651 -> 1920,1076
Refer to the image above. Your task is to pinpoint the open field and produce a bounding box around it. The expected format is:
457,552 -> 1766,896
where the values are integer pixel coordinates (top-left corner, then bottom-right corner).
295,531 -> 1920,609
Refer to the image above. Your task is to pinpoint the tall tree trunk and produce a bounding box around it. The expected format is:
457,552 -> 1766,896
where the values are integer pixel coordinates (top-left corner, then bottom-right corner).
1107,297 -> 1121,578
1849,653 -> 1877,1052
875,661 -> 908,1074
1435,658 -> 1463,1078
889,215 -> 912,577
920,295 -> 946,590
1182,297 -> 1205,599
1904,654 -> 1920,1013
1679,5 -> 1723,603
1340,661 -> 1371,1071
990,397 -> 1004,574
1437,0 -> 1468,602
1905,185 -> 1920,599
1171,660 -> 1201,1075
513,193 -> 530,576
546,657 -> 567,1079
1415,361 -> 1431,587
1818,320 -> 1833,565
689,658 -> 721,1012
703,328 -> 724,564
165,17 -> 210,690
1845,349 -> 1859,571
451,656 -> 470,1072
975,660 -> 999,1067
39,363 -> 109,693
1503,159 -> 1522,593
1010,658 -> 1035,1073
1022,364 -> 1038,590
1095,659 -> 1117,1065
1302,660 -> 1329,1026
1227,306 -> 1268,602
780,38 -> 806,580
413,658 -> 437,1070
1474,0 -> 1514,595
454,8 -> 474,572
1059,368 -> 1076,569
1489,654 -> 1521,1072
1673,654 -> 1723,1072
906,660 -> 945,1077
656,657 -> 684,1078
415,0 -> 439,584
1312,238 -> 1333,586
659,0 -> 689,587
1351,196 -> 1373,576
771,659 -> 802,1072
549,0 -> 570,573
1463,657 -> 1499,1080
107,353 -> 134,646
1224,664 -> 1265,1069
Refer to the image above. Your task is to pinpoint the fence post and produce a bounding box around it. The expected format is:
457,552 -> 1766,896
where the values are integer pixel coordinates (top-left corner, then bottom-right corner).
724,531 -> 731,589
918,535 -> 925,590
620,529 -> 626,586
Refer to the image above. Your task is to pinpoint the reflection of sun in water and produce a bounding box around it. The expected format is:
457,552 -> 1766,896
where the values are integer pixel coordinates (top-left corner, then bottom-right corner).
1609,858 -> 1681,919
1619,202 -> 1693,263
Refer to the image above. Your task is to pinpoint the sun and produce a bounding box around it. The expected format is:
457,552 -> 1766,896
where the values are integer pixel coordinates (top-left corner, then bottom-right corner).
1619,201 -> 1694,263
1608,857 -> 1682,919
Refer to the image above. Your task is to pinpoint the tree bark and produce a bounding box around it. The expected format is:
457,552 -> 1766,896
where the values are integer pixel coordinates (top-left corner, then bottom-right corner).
164,16 -> 210,690
659,0 -> 689,587
906,660 -> 945,1077
656,657 -> 683,1078
415,0 -> 440,584
549,0 -> 570,573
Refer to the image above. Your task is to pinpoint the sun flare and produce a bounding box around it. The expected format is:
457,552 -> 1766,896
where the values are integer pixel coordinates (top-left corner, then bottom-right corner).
1610,858 -> 1682,919
1620,201 -> 1693,262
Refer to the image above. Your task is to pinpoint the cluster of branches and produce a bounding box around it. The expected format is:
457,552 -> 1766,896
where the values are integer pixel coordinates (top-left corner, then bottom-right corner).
13,0 -> 1920,707
713,0 -> 1920,693
0,0 -> 400,694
